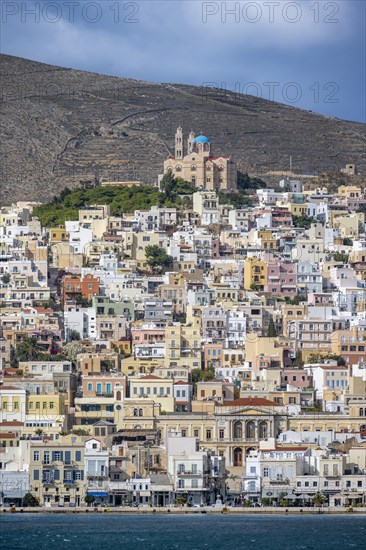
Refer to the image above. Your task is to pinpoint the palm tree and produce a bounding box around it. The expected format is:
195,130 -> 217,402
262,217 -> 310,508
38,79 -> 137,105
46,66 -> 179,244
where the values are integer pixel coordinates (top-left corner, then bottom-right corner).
313,492 -> 326,507
16,336 -> 42,362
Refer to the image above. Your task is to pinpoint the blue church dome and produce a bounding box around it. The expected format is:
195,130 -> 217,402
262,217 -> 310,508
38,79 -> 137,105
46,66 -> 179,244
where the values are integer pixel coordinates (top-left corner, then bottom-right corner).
193,135 -> 211,144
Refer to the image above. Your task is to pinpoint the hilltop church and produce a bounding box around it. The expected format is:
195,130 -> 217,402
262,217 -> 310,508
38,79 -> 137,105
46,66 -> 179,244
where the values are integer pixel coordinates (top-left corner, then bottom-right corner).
162,128 -> 237,191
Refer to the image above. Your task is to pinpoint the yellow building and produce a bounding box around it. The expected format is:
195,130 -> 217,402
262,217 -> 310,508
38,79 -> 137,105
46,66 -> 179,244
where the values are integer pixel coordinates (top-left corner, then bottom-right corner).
29,434 -> 87,507
281,303 -> 308,336
50,226 -> 67,243
73,395 -> 115,427
158,273 -> 186,314
337,185 -> 362,199
164,321 -> 201,370
243,257 -> 267,291
287,202 -> 308,217
50,242 -> 83,269
131,231 -> 163,269
129,375 -> 175,412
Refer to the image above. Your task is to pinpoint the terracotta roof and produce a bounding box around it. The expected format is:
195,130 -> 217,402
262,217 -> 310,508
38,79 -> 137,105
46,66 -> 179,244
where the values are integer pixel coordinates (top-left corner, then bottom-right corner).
138,375 -> 162,381
174,380 -> 189,386
175,401 -> 189,405
0,386 -> 24,391
34,307 -> 53,314
219,397 -> 281,407
0,433 -> 17,438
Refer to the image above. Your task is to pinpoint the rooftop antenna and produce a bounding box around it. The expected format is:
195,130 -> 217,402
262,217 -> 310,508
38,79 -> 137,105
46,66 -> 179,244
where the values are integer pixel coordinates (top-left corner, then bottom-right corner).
290,155 -> 293,173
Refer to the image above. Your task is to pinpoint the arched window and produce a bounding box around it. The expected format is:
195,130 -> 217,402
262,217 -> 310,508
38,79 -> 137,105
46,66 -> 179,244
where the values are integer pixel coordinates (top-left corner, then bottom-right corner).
139,408 -> 143,417
133,408 -> 138,417
259,421 -> 268,439
233,447 -> 243,467
176,165 -> 182,172
360,408 -> 364,416
191,165 -> 196,172
219,165 -> 224,171
246,421 -> 256,440
233,421 -> 243,440
116,391 -> 121,401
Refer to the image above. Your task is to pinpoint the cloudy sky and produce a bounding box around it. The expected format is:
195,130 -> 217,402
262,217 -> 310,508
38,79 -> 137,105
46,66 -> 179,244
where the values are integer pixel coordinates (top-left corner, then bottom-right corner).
2,0 -> 365,122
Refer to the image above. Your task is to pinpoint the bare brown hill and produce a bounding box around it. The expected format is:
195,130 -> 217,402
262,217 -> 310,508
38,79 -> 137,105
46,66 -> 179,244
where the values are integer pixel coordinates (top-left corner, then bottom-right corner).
1,54 -> 365,204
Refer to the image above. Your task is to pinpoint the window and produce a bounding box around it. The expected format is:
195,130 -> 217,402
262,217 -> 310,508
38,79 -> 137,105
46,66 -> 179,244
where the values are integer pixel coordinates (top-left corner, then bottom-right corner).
75,451 -> 82,462
263,468 -> 269,478
206,429 -> 212,441
33,451 -> 40,461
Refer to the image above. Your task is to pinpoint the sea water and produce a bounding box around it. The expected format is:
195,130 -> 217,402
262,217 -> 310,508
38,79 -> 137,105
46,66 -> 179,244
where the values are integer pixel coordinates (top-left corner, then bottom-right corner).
0,513 -> 364,550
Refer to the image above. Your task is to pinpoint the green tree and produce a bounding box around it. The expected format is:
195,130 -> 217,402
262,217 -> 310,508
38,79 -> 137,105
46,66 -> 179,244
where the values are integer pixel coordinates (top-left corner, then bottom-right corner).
69,330 -> 81,341
191,366 -> 215,385
145,245 -> 173,273
84,495 -> 96,506
15,336 -> 43,362
23,493 -> 39,507
72,428 -> 90,436
237,171 -> 266,191
62,341 -> 85,363
292,214 -> 316,228
1,273 -> 10,284
267,317 -> 277,337
313,492 -> 326,507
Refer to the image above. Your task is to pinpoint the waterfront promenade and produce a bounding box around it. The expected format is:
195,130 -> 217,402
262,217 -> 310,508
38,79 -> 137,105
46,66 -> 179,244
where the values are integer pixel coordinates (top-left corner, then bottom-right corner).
2,506 -> 365,515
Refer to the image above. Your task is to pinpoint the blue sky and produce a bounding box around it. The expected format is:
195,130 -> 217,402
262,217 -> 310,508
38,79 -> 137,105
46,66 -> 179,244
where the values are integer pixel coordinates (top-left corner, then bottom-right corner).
1,0 -> 365,122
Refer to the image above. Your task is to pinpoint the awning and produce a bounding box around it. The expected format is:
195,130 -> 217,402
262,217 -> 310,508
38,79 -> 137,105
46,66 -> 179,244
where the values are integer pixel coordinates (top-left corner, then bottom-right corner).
87,491 -> 109,497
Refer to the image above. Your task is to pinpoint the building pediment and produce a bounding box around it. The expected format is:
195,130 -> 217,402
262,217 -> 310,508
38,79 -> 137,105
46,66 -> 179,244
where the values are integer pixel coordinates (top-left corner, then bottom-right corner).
216,406 -> 275,416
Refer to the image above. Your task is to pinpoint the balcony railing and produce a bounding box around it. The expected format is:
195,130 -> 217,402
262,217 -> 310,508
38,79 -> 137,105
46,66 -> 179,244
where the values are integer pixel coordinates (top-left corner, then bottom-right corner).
269,478 -> 290,485
177,470 -> 202,477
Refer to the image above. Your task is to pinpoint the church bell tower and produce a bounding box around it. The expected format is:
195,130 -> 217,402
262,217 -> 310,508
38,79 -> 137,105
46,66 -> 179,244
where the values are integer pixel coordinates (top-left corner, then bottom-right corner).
175,126 -> 183,159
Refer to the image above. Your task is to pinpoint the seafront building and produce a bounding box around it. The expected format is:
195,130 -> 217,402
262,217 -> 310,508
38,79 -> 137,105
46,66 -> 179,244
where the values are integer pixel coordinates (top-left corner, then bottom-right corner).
0,144 -> 366,508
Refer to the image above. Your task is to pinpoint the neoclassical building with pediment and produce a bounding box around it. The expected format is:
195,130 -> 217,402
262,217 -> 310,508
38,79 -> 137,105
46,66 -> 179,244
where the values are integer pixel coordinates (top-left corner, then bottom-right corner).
114,397 -> 288,472
162,127 -> 237,192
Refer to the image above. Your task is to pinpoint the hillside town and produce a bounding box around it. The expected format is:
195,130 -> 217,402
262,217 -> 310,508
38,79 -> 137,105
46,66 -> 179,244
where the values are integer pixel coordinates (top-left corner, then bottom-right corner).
0,130 -> 365,510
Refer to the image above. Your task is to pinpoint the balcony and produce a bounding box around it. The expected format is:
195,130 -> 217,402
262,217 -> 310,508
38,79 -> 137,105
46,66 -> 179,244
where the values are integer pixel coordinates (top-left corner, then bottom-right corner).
269,478 -> 290,485
42,479 -> 54,485
177,470 -> 202,477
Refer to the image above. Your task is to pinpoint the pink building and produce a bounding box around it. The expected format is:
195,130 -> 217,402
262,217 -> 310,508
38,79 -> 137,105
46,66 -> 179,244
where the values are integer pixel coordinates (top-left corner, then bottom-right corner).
265,257 -> 297,297
203,342 -> 224,370
131,322 -> 166,347
281,368 -> 313,390
82,373 -> 127,398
